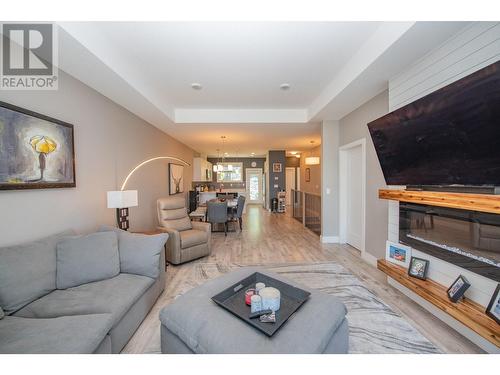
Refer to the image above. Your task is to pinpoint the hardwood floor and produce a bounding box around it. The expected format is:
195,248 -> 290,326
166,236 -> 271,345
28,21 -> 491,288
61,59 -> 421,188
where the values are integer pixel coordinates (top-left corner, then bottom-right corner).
122,204 -> 483,354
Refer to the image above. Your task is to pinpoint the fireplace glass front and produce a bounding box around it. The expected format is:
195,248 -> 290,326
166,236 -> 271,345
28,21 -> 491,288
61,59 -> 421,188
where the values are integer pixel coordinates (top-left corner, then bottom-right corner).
399,203 -> 500,282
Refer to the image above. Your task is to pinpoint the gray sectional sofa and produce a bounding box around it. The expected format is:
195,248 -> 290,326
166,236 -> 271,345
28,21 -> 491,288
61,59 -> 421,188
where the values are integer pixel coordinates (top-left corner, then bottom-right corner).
0,227 -> 168,354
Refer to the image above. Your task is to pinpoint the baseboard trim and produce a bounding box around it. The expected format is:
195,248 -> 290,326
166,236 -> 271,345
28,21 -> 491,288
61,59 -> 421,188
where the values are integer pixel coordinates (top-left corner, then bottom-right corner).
320,235 -> 339,243
361,252 -> 378,267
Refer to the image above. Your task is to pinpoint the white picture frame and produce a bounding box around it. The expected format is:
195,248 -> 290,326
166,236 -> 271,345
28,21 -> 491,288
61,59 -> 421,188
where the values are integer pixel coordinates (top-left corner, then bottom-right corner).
386,240 -> 411,268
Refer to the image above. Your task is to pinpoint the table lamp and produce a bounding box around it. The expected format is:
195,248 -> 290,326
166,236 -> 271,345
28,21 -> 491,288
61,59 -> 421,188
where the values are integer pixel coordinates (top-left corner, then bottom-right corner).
107,190 -> 138,230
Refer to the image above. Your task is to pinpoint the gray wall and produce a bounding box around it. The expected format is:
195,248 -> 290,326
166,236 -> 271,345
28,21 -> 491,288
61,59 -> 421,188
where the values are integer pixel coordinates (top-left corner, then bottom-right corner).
0,70 -> 195,246
321,121 -> 339,240
338,90 -> 389,259
268,150 -> 286,203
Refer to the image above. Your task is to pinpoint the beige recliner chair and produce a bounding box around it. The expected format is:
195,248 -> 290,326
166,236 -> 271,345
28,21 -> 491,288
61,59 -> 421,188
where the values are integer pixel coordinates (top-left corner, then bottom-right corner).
157,196 -> 211,265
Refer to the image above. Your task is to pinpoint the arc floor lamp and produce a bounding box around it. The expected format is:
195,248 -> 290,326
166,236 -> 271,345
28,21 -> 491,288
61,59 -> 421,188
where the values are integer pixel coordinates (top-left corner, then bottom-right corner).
107,156 -> 191,230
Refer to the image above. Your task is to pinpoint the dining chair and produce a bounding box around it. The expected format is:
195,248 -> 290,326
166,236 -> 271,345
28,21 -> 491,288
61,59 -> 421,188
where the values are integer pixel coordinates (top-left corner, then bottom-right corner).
229,195 -> 245,231
207,200 -> 229,236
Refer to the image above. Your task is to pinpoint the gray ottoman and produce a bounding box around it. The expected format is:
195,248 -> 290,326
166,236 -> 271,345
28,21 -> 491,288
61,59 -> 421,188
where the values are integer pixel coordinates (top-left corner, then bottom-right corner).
160,267 -> 349,354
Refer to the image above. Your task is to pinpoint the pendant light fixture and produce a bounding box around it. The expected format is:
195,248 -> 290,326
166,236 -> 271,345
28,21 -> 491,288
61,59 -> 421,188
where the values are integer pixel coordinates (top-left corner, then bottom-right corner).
305,140 -> 320,165
213,136 -> 233,173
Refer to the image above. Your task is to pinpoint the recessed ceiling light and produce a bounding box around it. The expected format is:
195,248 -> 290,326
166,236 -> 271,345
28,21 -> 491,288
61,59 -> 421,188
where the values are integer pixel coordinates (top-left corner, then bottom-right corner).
191,83 -> 202,90
290,151 -> 298,155
280,83 -> 291,91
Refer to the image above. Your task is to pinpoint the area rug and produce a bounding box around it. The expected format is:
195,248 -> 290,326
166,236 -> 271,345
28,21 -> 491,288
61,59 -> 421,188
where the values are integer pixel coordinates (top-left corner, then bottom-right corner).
166,261 -> 440,354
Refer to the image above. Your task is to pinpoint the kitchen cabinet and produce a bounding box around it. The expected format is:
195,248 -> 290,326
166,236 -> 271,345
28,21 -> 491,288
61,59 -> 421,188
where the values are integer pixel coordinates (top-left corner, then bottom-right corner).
193,158 -> 213,182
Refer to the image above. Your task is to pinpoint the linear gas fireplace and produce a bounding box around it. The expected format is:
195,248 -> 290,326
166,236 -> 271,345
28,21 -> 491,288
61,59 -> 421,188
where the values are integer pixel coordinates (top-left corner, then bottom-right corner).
399,203 -> 500,282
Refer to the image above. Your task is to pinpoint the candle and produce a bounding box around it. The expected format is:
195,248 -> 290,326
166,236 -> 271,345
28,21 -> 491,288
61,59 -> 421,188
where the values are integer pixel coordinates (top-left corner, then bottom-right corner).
259,287 -> 281,312
250,294 -> 262,313
245,288 -> 255,305
255,282 -> 266,294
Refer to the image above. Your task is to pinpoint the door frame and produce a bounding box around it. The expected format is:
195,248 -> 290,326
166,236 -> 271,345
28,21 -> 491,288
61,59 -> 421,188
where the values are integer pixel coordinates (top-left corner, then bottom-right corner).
285,167 -> 296,205
339,138 -> 366,255
245,168 -> 264,205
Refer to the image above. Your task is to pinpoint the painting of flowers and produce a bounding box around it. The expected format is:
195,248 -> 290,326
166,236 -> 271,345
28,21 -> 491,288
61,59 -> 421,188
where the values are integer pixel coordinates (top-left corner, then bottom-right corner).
169,163 -> 184,195
0,101 -> 75,190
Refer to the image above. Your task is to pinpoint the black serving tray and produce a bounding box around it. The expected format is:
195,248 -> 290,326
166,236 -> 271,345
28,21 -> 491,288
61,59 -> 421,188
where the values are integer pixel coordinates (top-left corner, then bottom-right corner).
211,272 -> 311,337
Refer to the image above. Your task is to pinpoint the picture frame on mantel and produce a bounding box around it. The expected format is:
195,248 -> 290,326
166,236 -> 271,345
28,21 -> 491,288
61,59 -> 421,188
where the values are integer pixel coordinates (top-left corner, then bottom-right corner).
485,283 -> 500,324
386,240 -> 411,268
0,101 -> 76,190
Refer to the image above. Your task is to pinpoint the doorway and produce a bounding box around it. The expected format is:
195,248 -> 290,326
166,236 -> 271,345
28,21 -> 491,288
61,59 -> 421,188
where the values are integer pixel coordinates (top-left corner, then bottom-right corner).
339,139 -> 366,254
246,168 -> 263,205
285,167 -> 296,206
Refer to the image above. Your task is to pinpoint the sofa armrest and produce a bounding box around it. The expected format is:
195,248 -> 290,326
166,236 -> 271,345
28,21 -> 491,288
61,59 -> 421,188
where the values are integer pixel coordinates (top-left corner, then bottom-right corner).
157,227 -> 182,265
191,221 -> 210,233
191,221 -> 211,252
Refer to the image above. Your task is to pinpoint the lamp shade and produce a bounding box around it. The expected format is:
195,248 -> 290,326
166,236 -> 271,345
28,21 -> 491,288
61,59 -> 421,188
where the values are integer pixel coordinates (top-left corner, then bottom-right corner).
107,190 -> 138,208
305,156 -> 320,165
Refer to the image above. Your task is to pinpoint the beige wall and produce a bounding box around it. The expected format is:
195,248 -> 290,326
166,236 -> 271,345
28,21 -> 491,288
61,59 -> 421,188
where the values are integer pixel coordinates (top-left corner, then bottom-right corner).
300,145 -> 321,195
0,71 -> 195,246
339,91 -> 389,259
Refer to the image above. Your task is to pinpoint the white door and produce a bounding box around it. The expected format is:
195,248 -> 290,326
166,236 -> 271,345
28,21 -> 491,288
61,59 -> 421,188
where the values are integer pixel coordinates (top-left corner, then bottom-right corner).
246,168 -> 263,204
345,146 -> 363,250
285,167 -> 296,205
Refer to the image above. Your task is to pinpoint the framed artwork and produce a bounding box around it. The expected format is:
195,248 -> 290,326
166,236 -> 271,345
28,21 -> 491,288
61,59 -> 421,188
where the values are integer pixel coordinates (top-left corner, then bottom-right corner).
447,275 -> 471,303
169,163 -> 184,195
0,101 -> 76,190
386,240 -> 411,267
485,284 -> 500,324
408,256 -> 429,280
305,168 -> 311,182
272,163 -> 282,173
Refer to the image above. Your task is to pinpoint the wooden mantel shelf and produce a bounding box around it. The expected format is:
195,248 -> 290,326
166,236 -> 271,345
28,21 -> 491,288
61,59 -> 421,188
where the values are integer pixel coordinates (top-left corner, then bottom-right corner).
379,189 -> 500,215
377,259 -> 500,348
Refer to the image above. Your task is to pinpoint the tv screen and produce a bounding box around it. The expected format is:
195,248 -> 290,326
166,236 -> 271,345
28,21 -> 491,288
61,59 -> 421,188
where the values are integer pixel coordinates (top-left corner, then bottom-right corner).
368,60 -> 500,186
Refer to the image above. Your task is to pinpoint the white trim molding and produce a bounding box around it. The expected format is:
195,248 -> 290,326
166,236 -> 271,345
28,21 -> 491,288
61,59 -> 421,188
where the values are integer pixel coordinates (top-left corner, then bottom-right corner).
320,236 -> 339,244
339,138 -> 367,256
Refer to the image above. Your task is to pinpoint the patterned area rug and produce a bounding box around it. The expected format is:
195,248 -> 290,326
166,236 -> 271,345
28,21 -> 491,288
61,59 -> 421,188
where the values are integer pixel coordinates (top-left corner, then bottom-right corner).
167,261 -> 440,354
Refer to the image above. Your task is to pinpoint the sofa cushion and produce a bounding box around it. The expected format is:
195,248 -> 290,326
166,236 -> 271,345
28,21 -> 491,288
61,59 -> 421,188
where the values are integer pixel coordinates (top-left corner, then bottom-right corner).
0,314 -> 113,354
0,230 -> 75,315
14,273 -> 155,328
159,267 -> 348,354
56,231 -> 120,289
99,225 -> 168,278
180,229 -> 208,249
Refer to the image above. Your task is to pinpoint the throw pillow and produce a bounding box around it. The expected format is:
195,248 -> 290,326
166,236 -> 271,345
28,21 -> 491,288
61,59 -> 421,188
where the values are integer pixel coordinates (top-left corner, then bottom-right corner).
99,226 -> 168,279
56,231 -> 120,289
0,230 -> 75,315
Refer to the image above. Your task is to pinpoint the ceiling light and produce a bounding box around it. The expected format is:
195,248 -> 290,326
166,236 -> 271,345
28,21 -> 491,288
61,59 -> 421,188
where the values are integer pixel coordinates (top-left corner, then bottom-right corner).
305,156 -> 320,165
280,83 -> 290,91
290,151 -> 298,155
191,83 -> 202,90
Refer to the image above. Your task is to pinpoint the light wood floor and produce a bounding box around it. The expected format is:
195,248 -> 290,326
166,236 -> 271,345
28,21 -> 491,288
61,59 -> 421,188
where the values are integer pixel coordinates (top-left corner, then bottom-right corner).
122,204 -> 483,354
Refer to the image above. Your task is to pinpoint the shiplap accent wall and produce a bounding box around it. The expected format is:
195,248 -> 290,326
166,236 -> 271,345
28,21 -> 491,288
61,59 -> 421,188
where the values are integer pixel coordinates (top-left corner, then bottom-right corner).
386,22 -> 500,308
389,22 -> 500,111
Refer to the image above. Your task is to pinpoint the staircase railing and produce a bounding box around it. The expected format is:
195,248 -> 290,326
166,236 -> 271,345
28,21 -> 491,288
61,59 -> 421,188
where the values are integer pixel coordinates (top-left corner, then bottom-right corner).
291,189 -> 321,236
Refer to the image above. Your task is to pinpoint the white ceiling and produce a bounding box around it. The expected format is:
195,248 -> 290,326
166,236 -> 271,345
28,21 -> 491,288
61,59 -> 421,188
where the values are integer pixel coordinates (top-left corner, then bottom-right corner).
55,21 -> 470,156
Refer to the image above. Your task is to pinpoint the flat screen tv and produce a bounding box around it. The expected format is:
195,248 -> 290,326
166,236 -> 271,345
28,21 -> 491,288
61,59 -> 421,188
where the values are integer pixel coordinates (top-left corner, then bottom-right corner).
368,60 -> 500,187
